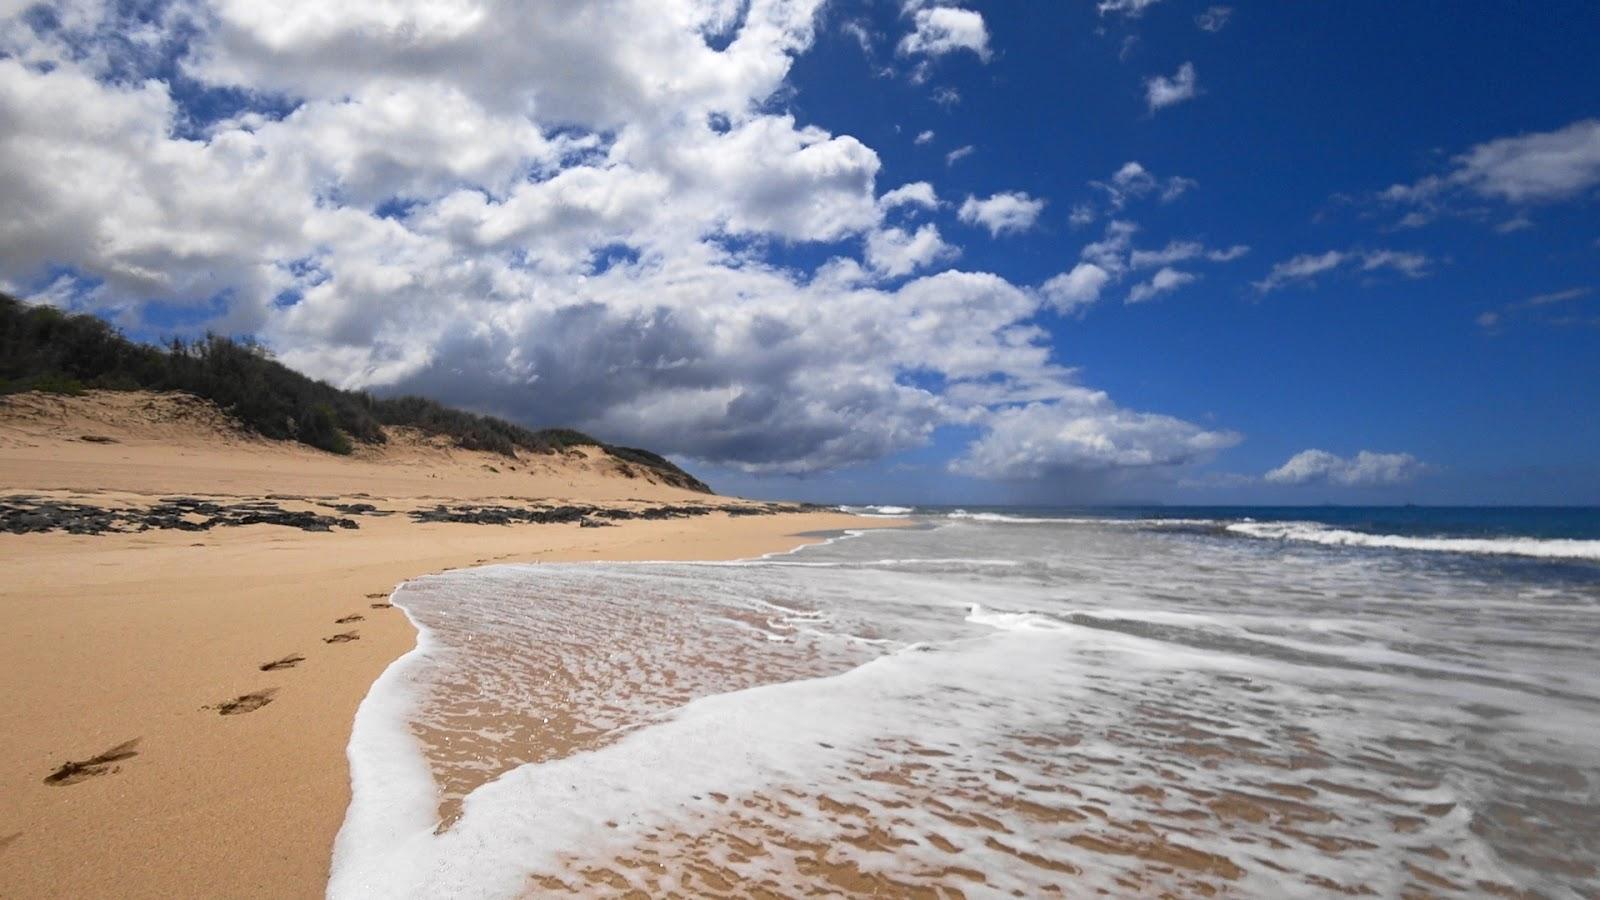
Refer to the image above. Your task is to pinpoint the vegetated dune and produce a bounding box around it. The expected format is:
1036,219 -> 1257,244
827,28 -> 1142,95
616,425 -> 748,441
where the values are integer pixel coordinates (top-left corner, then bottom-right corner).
0,388 -> 711,502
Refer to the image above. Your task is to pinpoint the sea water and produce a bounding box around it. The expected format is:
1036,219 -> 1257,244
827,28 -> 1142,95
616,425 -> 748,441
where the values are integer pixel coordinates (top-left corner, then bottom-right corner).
331,509 -> 1600,898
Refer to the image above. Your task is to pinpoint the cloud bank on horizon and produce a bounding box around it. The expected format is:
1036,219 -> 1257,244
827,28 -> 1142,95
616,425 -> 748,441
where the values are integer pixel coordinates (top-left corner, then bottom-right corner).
0,0 -> 1596,501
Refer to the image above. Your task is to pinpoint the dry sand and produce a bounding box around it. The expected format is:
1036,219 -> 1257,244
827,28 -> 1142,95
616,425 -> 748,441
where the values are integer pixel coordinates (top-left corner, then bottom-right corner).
0,391 -> 894,898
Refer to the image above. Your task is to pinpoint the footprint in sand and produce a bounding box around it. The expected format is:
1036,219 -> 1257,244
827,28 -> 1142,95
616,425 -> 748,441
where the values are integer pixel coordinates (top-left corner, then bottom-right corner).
44,739 -> 141,785
334,614 -> 365,624
364,592 -> 388,599
369,602 -> 393,609
214,690 -> 277,716
259,654 -> 305,672
323,631 -> 360,644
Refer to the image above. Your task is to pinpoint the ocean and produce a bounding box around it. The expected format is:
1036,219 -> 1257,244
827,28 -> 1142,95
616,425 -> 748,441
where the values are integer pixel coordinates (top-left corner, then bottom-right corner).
330,507 -> 1600,898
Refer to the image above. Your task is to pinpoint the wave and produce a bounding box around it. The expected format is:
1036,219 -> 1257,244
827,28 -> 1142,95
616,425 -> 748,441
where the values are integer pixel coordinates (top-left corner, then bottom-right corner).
837,504 -> 915,517
1225,521 -> 1600,561
944,510 -> 1222,529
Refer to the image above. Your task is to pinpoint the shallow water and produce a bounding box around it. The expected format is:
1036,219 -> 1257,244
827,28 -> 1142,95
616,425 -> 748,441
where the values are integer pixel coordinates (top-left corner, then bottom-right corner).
332,518 -> 1600,898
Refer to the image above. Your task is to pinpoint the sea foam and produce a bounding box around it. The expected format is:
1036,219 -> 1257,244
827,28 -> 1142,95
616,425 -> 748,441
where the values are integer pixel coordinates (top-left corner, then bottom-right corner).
331,518 -> 1600,898
1226,519 -> 1600,560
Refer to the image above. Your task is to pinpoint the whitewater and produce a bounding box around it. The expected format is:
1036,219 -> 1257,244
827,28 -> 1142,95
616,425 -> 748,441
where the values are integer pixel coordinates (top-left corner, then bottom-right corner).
330,513 -> 1600,898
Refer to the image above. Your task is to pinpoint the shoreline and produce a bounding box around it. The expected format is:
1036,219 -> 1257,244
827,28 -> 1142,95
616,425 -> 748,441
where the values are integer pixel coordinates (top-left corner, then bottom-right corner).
0,490 -> 896,899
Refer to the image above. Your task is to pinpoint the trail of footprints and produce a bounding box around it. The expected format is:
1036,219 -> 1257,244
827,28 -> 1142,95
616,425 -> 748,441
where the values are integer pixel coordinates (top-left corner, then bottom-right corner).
43,597 -> 395,787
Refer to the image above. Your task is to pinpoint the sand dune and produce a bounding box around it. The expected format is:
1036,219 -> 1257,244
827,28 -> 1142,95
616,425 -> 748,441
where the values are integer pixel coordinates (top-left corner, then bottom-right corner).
0,389 -> 707,501
0,390 -> 889,899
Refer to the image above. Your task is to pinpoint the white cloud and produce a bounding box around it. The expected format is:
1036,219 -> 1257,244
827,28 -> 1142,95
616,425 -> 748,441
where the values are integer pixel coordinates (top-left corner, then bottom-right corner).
1195,6 -> 1232,32
840,19 -> 875,55
879,181 -> 940,210
1058,222 -> 1244,310
1254,249 -> 1430,293
945,144 -> 975,165
952,397 -> 1241,480
1083,161 -> 1197,218
1380,119 -> 1600,227
1097,0 -> 1163,18
1039,263 -> 1110,314
898,6 -> 990,61
1524,286 -> 1592,306
1109,161 -> 1156,200
865,224 -> 957,277
1474,285 -> 1594,330
1126,267 -> 1196,303
1129,239 -> 1248,268
1161,175 -> 1198,202
914,129 -> 935,145
1255,250 -> 1347,291
0,0 -> 1241,485
957,191 -> 1046,237
1440,119 -> 1600,204
1145,62 -> 1198,112
1079,220 -> 1139,276
1265,449 -> 1429,486
1358,250 -> 1430,278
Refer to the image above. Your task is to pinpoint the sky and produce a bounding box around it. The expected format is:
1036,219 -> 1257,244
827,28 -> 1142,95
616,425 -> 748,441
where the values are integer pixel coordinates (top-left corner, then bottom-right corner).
1,0 -> 1597,505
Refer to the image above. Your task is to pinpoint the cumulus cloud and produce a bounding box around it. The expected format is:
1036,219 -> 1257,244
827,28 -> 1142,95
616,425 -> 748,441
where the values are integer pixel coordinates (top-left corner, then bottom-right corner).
898,4 -> 990,61
1254,249 -> 1430,293
914,129 -> 935,145
1126,267 -> 1196,303
1039,263 -> 1110,315
953,397 -> 1241,480
945,144 -> 975,165
957,191 -> 1046,237
1265,450 -> 1429,486
865,224 -> 957,277
0,0 -> 1242,485
1145,62 -> 1198,112
879,181 -> 940,210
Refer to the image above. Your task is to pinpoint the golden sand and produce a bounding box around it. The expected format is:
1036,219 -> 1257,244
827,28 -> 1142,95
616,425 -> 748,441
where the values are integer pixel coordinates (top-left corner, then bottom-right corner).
0,390 -> 891,898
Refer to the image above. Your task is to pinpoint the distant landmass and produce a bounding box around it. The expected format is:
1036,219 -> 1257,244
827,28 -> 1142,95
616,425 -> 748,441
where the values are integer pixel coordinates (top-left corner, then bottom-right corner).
0,293 -> 709,493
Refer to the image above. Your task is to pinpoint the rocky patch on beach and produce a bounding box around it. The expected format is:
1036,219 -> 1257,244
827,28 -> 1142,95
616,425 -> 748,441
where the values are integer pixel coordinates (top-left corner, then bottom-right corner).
407,501 -> 819,526
1,494 -> 825,536
0,495 -> 360,535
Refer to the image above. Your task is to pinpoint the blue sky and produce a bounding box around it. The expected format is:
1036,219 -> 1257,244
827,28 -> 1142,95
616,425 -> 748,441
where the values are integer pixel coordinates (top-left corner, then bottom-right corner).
2,0 -> 1597,504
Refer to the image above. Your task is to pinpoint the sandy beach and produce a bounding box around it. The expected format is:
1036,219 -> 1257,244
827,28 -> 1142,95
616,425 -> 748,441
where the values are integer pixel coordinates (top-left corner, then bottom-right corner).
0,391 -> 888,898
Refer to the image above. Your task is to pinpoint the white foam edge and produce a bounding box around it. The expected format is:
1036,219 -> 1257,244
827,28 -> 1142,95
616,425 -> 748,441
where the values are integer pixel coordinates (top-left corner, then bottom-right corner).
328,582 -> 450,897
1226,521 -> 1600,561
